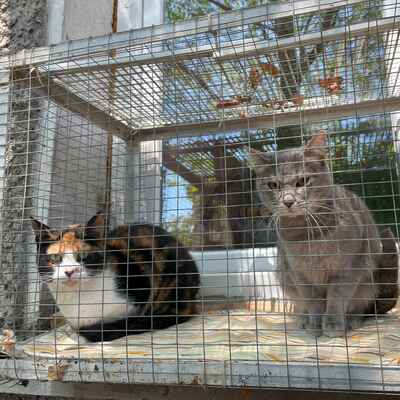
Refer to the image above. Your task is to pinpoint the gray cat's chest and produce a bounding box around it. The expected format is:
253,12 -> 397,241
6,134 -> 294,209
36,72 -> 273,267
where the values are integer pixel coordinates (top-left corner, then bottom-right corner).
280,239 -> 343,283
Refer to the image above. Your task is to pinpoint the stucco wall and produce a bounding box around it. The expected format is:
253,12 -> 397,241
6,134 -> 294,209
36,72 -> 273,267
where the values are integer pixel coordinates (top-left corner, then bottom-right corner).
0,0 -> 47,331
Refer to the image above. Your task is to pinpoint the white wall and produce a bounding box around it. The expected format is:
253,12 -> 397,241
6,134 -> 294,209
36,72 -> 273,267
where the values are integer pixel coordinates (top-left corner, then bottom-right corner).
45,0 -> 165,226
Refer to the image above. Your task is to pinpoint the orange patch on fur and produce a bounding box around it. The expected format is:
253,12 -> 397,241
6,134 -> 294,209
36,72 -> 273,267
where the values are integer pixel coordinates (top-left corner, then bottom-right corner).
47,230 -> 90,255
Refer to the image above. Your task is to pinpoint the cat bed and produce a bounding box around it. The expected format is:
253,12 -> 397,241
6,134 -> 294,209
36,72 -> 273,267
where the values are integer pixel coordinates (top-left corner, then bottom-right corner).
1,301 -> 400,390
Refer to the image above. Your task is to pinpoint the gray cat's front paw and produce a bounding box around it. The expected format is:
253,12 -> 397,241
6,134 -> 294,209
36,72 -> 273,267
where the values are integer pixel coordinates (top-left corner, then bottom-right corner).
322,315 -> 346,338
346,316 -> 363,331
306,315 -> 323,337
294,314 -> 309,329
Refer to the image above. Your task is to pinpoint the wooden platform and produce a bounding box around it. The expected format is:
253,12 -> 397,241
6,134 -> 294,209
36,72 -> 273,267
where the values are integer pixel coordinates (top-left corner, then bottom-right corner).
0,301 -> 399,391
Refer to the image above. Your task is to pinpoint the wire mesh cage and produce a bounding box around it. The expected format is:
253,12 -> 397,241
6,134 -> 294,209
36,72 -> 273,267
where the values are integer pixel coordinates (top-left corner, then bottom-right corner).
0,0 -> 399,392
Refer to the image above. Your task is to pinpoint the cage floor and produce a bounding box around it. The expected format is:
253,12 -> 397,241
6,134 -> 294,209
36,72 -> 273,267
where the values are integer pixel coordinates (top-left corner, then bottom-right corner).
1,302 -> 400,389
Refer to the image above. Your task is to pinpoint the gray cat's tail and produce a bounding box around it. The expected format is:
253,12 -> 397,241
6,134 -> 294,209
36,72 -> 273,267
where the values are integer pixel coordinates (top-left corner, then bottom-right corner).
371,228 -> 399,315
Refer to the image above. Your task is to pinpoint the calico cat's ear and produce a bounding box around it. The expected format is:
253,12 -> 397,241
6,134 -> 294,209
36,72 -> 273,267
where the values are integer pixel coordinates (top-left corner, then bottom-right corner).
30,217 -> 58,242
305,130 -> 328,161
85,211 -> 106,239
248,147 -> 274,174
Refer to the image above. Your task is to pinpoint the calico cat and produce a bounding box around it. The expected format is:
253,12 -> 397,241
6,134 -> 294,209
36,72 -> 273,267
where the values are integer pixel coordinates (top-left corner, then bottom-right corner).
31,213 -> 200,342
250,131 -> 399,337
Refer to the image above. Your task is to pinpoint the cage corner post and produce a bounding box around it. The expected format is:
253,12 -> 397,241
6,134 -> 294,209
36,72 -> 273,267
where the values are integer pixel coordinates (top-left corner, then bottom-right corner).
122,0 -> 165,225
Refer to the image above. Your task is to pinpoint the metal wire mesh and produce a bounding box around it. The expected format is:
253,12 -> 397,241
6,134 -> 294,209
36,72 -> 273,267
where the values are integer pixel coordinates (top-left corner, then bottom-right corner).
0,0 -> 399,392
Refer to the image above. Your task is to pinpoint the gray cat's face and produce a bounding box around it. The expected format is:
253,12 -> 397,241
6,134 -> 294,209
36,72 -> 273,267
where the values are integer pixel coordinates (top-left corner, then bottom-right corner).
250,133 -> 333,218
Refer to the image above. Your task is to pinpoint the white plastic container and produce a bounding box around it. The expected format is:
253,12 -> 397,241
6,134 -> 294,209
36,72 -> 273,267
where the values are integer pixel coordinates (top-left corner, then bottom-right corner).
190,247 -> 281,299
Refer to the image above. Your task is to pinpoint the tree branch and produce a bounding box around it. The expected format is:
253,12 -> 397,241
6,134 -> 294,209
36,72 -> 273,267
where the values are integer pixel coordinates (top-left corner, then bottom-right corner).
208,0 -> 231,11
300,10 -> 338,76
207,0 -> 274,37
163,152 -> 204,187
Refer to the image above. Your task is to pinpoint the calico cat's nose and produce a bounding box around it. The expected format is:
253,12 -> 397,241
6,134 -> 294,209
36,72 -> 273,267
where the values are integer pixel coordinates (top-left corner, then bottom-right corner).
64,270 -> 75,278
283,194 -> 295,208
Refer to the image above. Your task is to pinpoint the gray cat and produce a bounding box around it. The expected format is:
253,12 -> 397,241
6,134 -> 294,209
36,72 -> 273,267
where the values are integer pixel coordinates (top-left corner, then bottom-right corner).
250,131 -> 398,337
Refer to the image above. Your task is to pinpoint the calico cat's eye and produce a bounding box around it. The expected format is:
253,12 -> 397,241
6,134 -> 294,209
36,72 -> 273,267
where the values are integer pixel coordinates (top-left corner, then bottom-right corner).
268,181 -> 279,190
76,251 -> 88,263
48,254 -> 62,264
296,176 -> 311,187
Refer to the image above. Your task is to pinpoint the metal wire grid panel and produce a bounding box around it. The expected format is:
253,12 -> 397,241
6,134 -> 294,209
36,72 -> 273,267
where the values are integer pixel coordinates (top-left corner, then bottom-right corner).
0,0 -> 399,391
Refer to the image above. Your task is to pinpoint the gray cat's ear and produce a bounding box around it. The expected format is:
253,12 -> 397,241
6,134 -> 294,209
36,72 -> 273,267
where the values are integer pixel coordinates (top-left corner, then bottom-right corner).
248,148 -> 273,174
30,217 -> 58,242
305,130 -> 328,160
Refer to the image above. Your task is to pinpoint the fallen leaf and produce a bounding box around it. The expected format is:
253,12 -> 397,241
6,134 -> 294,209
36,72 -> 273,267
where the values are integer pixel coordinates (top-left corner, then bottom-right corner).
2,329 -> 15,354
261,63 -> 280,77
292,94 -> 304,106
48,362 -> 69,381
234,95 -> 252,104
319,76 -> 343,95
215,98 -> 241,109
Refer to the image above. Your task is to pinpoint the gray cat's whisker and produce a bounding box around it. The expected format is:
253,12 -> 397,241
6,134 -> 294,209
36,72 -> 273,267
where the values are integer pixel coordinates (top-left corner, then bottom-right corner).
313,204 -> 336,213
307,211 -> 326,240
305,214 -> 317,241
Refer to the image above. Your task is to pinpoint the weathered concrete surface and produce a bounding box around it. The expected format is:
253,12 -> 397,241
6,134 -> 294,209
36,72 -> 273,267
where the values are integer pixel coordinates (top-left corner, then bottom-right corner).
0,0 -> 47,333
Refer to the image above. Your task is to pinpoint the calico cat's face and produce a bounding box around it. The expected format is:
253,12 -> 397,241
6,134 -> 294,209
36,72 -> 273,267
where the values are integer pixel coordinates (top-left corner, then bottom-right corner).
31,213 -> 106,287
250,132 -> 334,219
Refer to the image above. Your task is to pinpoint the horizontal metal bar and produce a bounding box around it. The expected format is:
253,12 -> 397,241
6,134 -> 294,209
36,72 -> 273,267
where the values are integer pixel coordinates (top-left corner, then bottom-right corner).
5,0 -> 367,68
32,73 -> 132,141
24,15 -> 400,78
38,47 -> 214,77
214,16 -> 400,62
133,97 -> 400,141
16,14 -> 397,81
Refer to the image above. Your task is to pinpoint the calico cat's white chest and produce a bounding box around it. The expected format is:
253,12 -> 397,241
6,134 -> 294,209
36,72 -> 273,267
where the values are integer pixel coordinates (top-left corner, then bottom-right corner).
47,270 -> 138,328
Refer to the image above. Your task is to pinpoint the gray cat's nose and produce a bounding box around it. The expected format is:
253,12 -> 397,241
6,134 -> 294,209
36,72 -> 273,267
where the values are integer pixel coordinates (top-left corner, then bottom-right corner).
283,194 -> 295,208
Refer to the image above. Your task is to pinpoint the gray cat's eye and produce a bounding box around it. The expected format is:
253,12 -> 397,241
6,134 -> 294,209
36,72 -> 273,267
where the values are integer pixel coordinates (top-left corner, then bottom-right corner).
268,181 -> 279,190
296,176 -> 311,187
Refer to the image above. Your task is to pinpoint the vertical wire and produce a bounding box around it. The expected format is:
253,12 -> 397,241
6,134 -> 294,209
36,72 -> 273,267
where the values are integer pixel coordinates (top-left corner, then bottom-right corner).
312,1 -> 323,389
244,7 -> 262,387
149,22 -> 157,386
125,28 -> 134,387
372,1 -> 392,390
330,1 -> 350,389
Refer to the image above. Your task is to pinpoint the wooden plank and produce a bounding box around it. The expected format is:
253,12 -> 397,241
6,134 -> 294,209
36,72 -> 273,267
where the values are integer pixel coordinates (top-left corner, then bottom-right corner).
0,380 -> 392,400
0,357 -> 399,391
